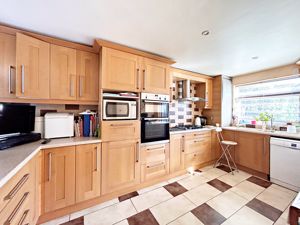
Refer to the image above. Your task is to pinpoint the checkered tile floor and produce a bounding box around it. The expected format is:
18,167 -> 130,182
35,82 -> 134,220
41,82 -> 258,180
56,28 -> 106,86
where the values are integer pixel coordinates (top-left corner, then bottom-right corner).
42,165 -> 298,225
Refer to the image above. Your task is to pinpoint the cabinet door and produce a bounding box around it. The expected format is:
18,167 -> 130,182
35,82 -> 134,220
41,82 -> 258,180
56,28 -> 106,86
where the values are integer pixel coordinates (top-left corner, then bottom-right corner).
235,132 -> 270,174
77,50 -> 99,101
76,143 -> 101,203
142,58 -> 170,94
50,44 -> 77,100
205,79 -> 213,109
170,134 -> 185,173
16,33 -> 50,99
102,140 -> 140,194
101,47 -> 139,92
0,33 -> 16,98
44,146 -> 75,212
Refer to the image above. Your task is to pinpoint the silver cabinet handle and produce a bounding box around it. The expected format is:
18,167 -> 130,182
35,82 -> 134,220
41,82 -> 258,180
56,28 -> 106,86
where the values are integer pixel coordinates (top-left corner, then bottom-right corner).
4,174 -> 29,201
8,66 -> 15,94
181,136 -> 185,152
136,142 -> 139,163
95,146 -> 98,171
79,76 -> 83,97
21,65 -> 25,94
110,123 -> 133,127
6,192 -> 29,225
147,162 -> 164,168
146,145 -> 165,151
136,69 -> 140,90
143,69 -> 146,90
18,209 -> 29,225
194,140 -> 202,143
48,153 -> 52,181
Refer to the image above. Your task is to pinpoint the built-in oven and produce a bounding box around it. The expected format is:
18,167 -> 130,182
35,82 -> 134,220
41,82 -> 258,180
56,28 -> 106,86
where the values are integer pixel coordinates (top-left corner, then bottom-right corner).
141,93 -> 170,143
103,99 -> 137,120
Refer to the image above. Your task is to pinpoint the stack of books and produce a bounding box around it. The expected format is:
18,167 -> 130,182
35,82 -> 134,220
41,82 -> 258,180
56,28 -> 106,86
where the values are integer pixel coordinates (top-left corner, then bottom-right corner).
74,112 -> 99,137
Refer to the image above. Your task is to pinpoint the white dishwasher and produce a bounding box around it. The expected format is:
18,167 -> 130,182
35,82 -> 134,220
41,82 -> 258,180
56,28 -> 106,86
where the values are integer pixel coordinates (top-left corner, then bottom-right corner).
270,137 -> 300,191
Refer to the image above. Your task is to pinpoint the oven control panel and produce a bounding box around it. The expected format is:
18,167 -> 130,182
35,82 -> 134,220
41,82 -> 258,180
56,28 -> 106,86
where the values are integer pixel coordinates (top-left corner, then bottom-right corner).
141,93 -> 170,102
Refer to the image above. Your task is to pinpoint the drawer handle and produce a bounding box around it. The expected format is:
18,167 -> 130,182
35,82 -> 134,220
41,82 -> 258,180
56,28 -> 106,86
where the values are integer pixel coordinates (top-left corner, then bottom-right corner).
194,140 -> 202,143
4,174 -> 29,201
18,209 -> 29,225
194,133 -> 206,136
146,146 -> 165,151
110,123 -> 133,127
147,162 -> 164,168
5,192 -> 29,225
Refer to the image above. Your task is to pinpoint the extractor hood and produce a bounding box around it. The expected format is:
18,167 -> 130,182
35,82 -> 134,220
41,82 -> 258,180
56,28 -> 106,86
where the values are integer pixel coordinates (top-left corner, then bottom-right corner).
177,80 -> 207,102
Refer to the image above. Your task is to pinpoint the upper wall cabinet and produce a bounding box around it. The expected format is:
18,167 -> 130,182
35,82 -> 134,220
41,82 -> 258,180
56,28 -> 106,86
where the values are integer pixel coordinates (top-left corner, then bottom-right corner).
101,47 -> 171,94
0,32 -> 16,98
141,57 -> 170,94
101,47 -> 140,92
50,44 -> 77,100
16,33 -> 50,99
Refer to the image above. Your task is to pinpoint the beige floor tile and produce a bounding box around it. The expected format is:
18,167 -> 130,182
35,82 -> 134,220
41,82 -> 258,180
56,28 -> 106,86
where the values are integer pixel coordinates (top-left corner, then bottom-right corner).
221,206 -> 273,225
70,198 -> 119,220
201,168 -> 228,180
178,174 -> 210,190
207,190 -> 248,218
230,180 -> 265,200
131,187 -> 173,212
168,174 -> 191,183
138,181 -> 169,194
113,220 -> 129,225
274,216 -> 289,225
168,212 -> 204,225
199,164 -> 214,171
150,195 -> 195,225
41,215 -> 69,225
256,184 -> 297,211
184,183 -> 221,206
84,199 -> 136,225
218,170 -> 251,186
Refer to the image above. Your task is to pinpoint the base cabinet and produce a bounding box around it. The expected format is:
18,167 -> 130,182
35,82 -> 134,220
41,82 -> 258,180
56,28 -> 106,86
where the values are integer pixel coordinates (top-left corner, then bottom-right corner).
170,134 -> 185,173
102,140 -> 140,194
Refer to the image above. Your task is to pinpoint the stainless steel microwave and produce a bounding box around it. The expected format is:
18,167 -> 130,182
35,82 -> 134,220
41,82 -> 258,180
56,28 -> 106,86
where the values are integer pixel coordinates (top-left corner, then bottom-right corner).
103,99 -> 137,120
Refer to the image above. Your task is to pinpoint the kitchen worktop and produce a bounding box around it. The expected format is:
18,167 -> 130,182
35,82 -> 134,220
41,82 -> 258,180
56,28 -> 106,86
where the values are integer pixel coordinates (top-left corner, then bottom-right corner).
0,137 -> 101,189
223,126 -> 300,139
169,126 -> 215,134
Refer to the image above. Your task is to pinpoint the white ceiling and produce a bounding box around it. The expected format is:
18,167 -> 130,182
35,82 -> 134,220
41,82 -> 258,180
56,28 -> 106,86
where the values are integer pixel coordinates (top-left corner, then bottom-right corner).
0,0 -> 300,76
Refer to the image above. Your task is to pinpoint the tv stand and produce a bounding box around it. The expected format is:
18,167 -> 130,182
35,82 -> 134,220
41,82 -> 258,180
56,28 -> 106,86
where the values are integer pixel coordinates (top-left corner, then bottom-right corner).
0,133 -> 41,150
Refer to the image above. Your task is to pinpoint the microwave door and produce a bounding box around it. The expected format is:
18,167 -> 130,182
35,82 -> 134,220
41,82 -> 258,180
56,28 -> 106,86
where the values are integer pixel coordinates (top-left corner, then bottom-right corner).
105,101 -> 129,119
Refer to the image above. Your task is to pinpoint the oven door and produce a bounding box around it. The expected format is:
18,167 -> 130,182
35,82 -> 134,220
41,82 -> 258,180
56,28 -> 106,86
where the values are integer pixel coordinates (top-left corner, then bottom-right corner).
141,100 -> 169,118
103,99 -> 135,120
141,118 -> 169,143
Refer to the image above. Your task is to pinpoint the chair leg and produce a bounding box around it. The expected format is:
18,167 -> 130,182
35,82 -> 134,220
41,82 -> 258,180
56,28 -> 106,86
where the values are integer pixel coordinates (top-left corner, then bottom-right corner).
226,147 -> 239,172
214,150 -> 225,168
223,145 -> 234,175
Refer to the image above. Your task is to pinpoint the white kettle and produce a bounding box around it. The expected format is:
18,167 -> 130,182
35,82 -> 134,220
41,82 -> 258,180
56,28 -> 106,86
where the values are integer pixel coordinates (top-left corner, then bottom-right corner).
195,116 -> 201,127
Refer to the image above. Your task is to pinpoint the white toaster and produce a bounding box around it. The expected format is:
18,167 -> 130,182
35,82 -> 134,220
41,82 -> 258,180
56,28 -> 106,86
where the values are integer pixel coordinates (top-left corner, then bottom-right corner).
44,113 -> 74,139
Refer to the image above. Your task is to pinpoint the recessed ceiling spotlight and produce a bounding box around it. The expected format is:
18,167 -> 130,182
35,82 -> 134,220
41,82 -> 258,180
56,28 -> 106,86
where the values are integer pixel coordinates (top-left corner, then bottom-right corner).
201,30 -> 210,36
252,56 -> 259,60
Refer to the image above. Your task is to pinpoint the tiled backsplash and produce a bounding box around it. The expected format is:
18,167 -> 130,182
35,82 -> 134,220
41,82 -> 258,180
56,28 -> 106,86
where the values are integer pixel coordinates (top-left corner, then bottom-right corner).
169,81 -> 202,127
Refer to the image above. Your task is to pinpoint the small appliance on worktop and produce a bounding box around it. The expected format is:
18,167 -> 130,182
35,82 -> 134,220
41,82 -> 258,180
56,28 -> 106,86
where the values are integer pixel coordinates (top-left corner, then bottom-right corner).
141,93 -> 170,143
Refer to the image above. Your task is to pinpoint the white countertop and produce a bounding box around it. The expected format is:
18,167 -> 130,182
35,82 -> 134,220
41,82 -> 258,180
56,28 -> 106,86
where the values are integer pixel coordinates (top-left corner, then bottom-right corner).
0,137 -> 101,189
169,126 -> 215,134
223,126 -> 300,139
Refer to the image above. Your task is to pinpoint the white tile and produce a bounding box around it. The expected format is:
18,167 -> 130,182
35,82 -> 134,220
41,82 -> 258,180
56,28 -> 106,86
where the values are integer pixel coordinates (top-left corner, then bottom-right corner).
41,215 -> 69,225
70,198 -> 119,220
230,180 -> 265,200
207,190 -> 248,218
222,206 -> 273,225
199,164 -> 214,171
256,184 -> 297,211
138,181 -> 168,194
150,195 -> 195,225
184,183 -> 221,206
201,168 -> 228,180
168,212 -> 204,225
131,187 -> 173,212
178,174 -> 210,190
168,174 -> 191,183
217,170 -> 251,186
84,199 -> 136,225
113,220 -> 129,225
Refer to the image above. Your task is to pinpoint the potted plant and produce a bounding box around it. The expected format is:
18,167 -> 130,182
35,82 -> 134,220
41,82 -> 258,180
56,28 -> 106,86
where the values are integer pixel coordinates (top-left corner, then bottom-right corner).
255,112 -> 273,131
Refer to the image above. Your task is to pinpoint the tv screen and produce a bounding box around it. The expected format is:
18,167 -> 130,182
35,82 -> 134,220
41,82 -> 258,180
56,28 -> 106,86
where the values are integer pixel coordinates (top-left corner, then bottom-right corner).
0,103 -> 36,135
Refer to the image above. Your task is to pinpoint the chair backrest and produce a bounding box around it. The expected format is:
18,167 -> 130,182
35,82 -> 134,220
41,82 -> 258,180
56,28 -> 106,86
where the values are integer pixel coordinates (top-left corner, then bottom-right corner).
215,127 -> 224,144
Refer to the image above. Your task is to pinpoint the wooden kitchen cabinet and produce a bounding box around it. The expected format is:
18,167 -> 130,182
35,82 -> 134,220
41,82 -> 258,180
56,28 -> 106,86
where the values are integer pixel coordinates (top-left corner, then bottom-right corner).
196,78 -> 213,109
0,32 -> 16,99
141,57 -> 170,94
16,33 -> 50,99
101,47 -> 140,92
140,143 -> 169,182
50,44 -> 77,100
44,146 -> 76,213
234,132 -> 270,174
170,134 -> 185,173
102,139 -> 140,194
77,50 -> 99,101
75,143 -> 101,203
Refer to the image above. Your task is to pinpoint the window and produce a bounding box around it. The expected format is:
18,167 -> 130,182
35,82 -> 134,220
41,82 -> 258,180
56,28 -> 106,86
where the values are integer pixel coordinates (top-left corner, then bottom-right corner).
234,77 -> 300,124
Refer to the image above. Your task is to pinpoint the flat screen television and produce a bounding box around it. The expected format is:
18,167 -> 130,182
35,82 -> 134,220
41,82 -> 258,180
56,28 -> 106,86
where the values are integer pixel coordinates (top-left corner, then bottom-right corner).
0,103 -> 36,135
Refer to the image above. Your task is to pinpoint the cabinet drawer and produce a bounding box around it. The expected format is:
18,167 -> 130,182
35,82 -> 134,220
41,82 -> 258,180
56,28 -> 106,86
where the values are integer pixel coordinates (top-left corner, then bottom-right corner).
141,144 -> 167,164
0,163 -> 31,213
185,137 -> 211,154
185,131 -> 211,140
141,161 -> 169,182
184,152 -> 202,168
101,120 -> 140,141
